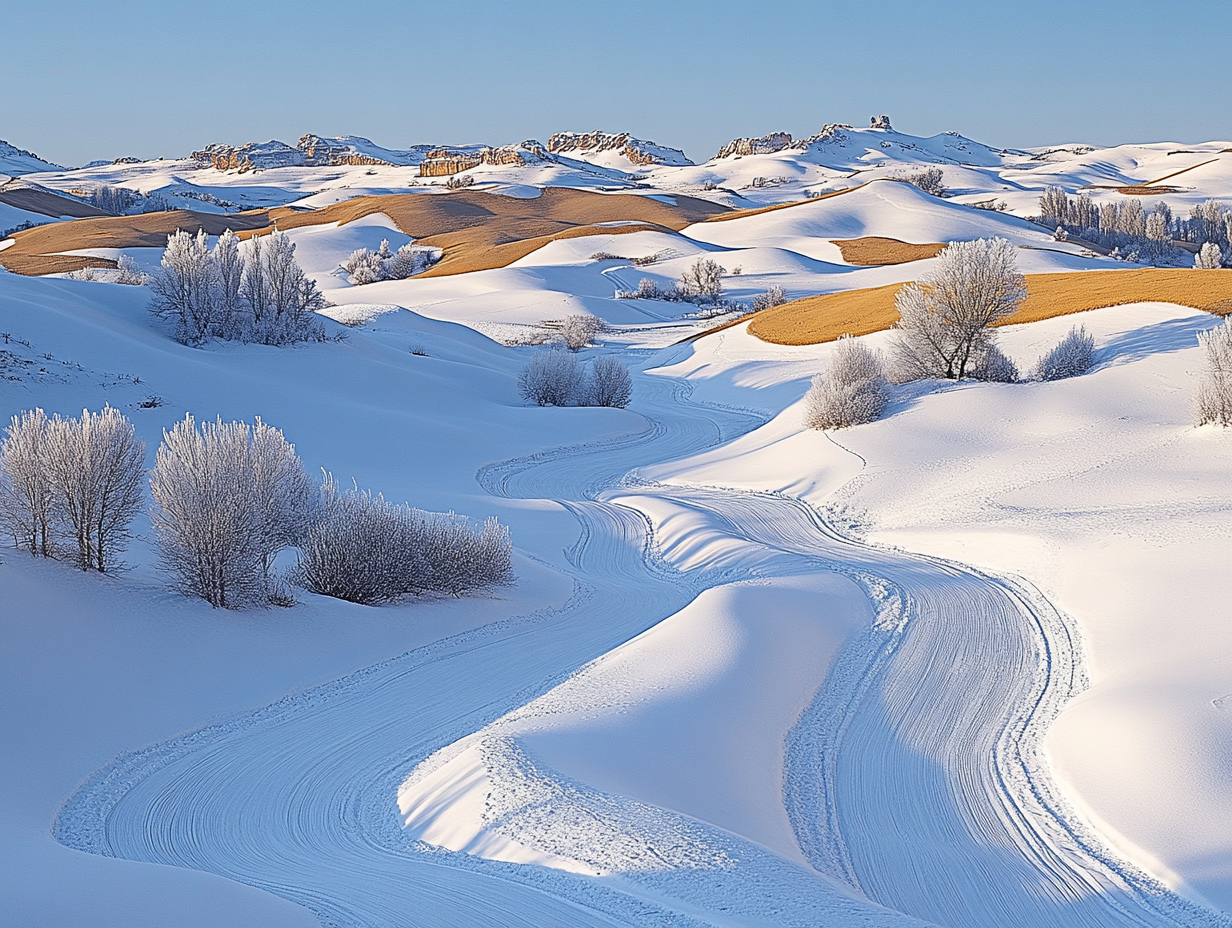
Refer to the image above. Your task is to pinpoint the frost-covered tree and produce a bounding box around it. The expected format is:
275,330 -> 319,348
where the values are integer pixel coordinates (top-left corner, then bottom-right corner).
1195,242 -> 1223,269
42,407 -> 145,572
246,231 -> 327,345
1197,320 -> 1232,426
150,415 -> 311,608
1146,211 -> 1170,243
518,348 -> 585,406
889,237 -> 1026,381
0,408 -> 55,556
149,229 -> 217,344
561,313 -> 603,350
586,357 -> 633,408
115,254 -> 146,286
680,257 -> 723,302
295,474 -> 512,604
1033,325 -> 1096,381
213,229 -> 244,325
804,336 -> 889,429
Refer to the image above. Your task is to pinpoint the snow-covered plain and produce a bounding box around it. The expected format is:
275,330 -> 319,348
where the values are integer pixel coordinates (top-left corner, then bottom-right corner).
3,122 -> 1232,928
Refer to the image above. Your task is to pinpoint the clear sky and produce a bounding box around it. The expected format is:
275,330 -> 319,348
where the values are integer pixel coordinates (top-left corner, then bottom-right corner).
4,0 -> 1230,167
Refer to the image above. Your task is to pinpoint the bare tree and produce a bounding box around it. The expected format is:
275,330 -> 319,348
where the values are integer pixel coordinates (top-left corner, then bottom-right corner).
150,415 -> 309,608
804,336 -> 889,429
518,348 -> 585,406
889,237 -> 1026,381
587,357 -> 633,408
1197,320 -> 1232,426
0,408 -> 54,556
1033,325 -> 1096,381
680,257 -> 723,302
213,229 -> 244,327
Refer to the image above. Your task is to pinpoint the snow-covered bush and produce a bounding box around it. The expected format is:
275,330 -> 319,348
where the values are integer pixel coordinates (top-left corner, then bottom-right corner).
1196,319 -> 1232,426
342,240 -> 438,285
0,406 -> 144,570
0,408 -> 55,556
967,344 -> 1018,383
149,229 -> 326,345
889,237 -> 1026,381
804,336 -> 889,429
897,167 -> 946,197
518,348 -> 585,406
752,285 -> 787,311
295,475 -> 512,604
42,407 -> 145,572
680,257 -> 723,302
150,415 -> 315,608
115,254 -> 146,286
1033,325 -> 1095,381
586,357 -> 633,408
561,314 -> 603,350
1195,242 -> 1223,269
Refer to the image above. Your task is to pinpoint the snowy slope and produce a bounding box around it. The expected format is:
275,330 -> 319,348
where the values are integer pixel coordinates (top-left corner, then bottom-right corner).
0,139 -> 63,176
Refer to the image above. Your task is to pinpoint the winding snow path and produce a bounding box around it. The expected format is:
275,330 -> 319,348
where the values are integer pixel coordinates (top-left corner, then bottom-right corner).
53,366 -> 1230,927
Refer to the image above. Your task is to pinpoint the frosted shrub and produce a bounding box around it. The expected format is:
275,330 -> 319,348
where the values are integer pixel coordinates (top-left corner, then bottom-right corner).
240,231 -> 327,345
1033,325 -> 1095,381
1195,242 -> 1223,269
0,408 -> 55,556
586,357 -> 633,408
561,313 -> 603,350
150,416 -> 314,608
890,237 -> 1026,381
42,407 -> 145,572
1196,319 -> 1232,426
344,240 -> 438,284
115,254 -> 146,286
295,475 -> 512,604
967,344 -> 1018,383
804,336 -> 889,429
752,285 -> 787,312
518,348 -> 585,406
898,167 -> 946,197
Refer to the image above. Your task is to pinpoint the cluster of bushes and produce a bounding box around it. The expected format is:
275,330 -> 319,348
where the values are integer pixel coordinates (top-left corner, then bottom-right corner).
149,229 -> 327,345
0,409 -> 513,608
518,350 -> 632,408
88,185 -> 171,215
803,239 -> 1098,430
342,238 -> 440,285
1038,188 -> 1232,267
616,258 -> 787,318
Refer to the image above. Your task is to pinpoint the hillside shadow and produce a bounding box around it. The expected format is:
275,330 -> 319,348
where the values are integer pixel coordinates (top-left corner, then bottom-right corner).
1096,314 -> 1218,367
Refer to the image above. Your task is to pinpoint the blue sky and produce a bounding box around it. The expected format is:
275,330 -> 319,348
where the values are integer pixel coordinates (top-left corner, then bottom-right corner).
4,0 -> 1230,166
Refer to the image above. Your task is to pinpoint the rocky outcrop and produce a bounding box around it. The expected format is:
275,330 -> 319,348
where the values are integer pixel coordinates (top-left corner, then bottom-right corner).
191,140 -> 307,173
791,124 -> 853,151
417,142 -> 550,177
869,115 -> 892,130
547,131 -> 692,167
296,135 -> 394,167
714,132 -> 793,160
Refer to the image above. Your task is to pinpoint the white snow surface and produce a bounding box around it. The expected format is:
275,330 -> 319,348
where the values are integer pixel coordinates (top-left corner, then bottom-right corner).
2,134 -> 1232,927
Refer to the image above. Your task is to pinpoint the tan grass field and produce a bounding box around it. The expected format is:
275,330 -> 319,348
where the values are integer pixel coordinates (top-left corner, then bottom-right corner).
0,188 -> 727,277
746,268 -> 1232,345
833,237 -> 945,265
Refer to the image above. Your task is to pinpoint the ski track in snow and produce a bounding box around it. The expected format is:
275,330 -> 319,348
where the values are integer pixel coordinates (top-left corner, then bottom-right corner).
52,364 -> 1231,928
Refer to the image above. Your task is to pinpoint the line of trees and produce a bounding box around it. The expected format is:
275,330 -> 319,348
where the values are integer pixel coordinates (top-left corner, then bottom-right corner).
1038,188 -> 1232,267
1,409 -> 513,608
149,229 -> 327,345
